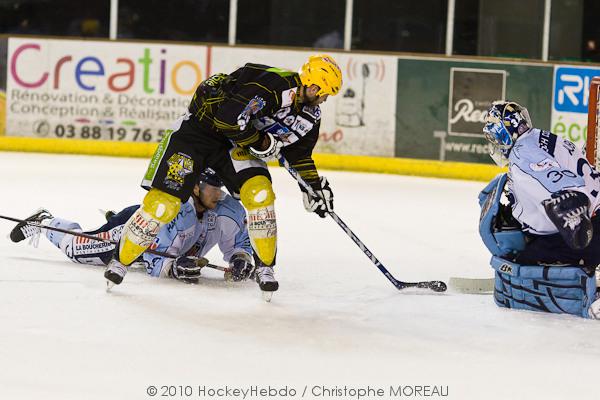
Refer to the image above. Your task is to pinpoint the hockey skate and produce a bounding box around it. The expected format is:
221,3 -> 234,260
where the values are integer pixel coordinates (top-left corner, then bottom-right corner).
255,264 -> 278,302
9,208 -> 53,247
104,257 -> 127,290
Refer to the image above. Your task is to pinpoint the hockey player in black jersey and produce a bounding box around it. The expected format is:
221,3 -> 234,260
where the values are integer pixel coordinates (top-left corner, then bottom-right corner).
105,54 -> 342,297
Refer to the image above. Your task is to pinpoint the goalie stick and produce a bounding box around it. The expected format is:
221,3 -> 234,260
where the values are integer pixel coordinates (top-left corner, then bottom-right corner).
0,213 -> 231,274
450,272 -> 600,294
278,156 -> 447,293
449,277 -> 494,294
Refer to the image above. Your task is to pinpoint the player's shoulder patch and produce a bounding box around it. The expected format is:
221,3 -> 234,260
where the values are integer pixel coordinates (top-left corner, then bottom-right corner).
537,129 -> 557,156
302,105 -> 322,121
281,88 -> 298,108
237,96 -> 266,130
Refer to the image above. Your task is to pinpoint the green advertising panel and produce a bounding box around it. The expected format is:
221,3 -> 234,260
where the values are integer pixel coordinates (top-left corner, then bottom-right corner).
395,58 -> 553,163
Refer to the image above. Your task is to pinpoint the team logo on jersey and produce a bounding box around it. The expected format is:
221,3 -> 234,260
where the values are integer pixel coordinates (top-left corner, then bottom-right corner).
291,116 -> 313,135
207,213 -> 217,230
165,152 -> 194,190
302,105 -> 321,120
237,96 -> 266,130
275,107 -> 291,119
530,158 -> 559,172
281,88 -> 297,108
283,115 -> 295,126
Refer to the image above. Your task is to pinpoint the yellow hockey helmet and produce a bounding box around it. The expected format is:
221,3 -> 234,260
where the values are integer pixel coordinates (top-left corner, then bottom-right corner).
299,54 -> 343,96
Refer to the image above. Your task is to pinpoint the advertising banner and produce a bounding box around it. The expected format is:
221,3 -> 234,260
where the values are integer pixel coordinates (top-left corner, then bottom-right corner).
0,37 -> 6,136
6,38 -> 209,142
447,68 -> 506,137
395,58 -> 553,163
551,65 -> 600,149
212,47 -> 398,157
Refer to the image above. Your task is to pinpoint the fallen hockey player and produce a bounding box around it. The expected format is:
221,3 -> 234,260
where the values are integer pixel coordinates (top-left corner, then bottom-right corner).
8,169 -> 256,288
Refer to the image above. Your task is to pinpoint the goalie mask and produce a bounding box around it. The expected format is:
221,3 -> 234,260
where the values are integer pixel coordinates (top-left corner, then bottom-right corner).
483,101 -> 532,166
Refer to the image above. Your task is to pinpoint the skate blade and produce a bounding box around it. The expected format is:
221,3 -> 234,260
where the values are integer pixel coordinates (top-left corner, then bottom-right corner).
261,291 -> 273,302
106,280 -> 115,292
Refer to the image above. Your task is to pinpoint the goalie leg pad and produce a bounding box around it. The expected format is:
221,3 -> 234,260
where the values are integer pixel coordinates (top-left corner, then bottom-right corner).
118,188 -> 181,265
490,256 -> 597,318
240,175 -> 277,266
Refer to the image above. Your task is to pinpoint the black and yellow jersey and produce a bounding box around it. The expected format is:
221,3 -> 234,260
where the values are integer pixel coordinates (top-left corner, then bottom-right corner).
189,63 -> 321,189
189,63 -> 301,148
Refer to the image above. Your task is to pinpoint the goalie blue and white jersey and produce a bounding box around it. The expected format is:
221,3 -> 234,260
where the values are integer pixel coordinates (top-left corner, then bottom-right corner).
144,193 -> 251,277
507,128 -> 600,235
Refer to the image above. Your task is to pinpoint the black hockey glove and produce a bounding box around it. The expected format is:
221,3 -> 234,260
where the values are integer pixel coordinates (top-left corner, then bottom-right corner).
543,190 -> 593,250
170,256 -> 207,284
249,132 -> 283,161
229,253 -> 255,281
302,176 -> 334,218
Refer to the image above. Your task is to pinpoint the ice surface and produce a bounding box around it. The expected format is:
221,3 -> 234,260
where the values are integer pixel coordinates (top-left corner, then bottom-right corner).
0,152 -> 599,400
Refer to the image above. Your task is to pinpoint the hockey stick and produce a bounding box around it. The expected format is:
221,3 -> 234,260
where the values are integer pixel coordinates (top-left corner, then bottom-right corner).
448,277 -> 494,294
0,214 -> 231,273
278,157 -> 447,292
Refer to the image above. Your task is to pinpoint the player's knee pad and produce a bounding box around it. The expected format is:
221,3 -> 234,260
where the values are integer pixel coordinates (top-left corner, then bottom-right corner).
240,176 -> 277,266
118,189 -> 181,265
240,175 -> 275,210
142,188 -> 182,223
491,256 -> 597,318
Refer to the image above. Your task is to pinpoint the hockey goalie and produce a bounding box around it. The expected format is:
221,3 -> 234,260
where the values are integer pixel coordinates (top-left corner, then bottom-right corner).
479,101 -> 600,319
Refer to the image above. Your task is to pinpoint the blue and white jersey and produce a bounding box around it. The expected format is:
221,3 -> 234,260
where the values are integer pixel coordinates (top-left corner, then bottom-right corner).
507,128 -> 600,235
144,193 -> 251,277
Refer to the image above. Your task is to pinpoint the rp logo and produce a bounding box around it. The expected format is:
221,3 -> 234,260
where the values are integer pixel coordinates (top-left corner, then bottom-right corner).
554,67 -> 600,113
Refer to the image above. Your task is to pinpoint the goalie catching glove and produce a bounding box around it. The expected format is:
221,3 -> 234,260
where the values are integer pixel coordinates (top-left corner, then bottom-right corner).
302,176 -> 334,218
169,256 -> 208,284
543,190 -> 593,250
249,132 -> 283,161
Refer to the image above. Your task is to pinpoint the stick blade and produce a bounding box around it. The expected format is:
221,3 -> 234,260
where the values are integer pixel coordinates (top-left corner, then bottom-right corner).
449,277 -> 494,294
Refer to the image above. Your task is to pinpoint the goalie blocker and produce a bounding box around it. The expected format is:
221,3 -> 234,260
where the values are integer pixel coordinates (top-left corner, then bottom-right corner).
479,173 -> 599,319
